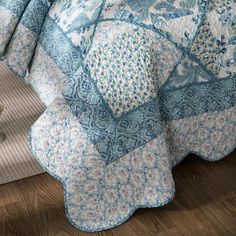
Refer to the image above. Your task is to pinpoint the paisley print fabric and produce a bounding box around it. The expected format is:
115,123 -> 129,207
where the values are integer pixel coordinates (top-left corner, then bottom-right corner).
0,0 -> 235,232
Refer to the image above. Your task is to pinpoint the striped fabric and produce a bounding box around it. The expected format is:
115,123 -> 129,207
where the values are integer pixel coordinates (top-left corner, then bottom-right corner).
0,63 -> 45,184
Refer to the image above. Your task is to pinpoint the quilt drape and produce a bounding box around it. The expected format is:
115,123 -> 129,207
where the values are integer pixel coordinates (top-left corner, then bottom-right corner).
0,0 -> 235,232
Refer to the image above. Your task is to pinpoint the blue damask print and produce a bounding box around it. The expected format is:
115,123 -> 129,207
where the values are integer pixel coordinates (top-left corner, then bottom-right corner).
179,0 -> 197,8
0,0 -> 31,17
20,0 -> 54,35
63,62 -> 235,164
163,54 -> 215,89
63,66 -> 164,164
0,0 -> 54,34
39,17 -> 82,77
126,0 -> 156,12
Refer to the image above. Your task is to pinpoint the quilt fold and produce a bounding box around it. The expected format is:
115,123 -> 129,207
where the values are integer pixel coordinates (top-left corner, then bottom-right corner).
0,0 -> 235,232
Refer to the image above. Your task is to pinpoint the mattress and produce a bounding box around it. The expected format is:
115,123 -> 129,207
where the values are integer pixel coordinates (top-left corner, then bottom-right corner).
0,63 -> 45,184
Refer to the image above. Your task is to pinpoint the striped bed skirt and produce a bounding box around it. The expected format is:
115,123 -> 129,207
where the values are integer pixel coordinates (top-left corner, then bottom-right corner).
0,63 -> 45,184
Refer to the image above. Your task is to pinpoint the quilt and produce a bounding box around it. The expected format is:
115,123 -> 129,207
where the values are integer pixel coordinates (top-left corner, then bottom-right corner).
0,0 -> 235,232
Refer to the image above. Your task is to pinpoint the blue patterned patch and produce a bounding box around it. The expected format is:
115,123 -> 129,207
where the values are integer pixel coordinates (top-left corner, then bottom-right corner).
63,63 -> 236,164
0,0 -> 54,35
101,0 -> 208,46
0,0 -> 31,17
33,6 -> 236,165
159,76 -> 236,120
20,0 -> 54,35
1,0 -> 236,165
63,66 -> 164,164
39,17 -> 83,77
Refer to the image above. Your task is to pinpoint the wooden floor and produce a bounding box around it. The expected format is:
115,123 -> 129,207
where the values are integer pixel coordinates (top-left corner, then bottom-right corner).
0,150 -> 236,236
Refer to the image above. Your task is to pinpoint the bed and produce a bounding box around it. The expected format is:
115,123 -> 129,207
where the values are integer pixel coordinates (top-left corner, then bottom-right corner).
0,0 -> 235,232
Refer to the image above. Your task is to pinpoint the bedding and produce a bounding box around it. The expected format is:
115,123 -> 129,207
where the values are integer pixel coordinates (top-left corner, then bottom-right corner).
0,0 -> 235,232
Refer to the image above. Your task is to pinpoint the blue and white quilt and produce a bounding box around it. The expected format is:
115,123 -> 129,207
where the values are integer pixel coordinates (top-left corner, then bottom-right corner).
0,0 -> 235,232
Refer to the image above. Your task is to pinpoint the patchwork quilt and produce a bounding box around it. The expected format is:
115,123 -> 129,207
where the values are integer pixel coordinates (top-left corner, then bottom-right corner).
0,0 -> 236,232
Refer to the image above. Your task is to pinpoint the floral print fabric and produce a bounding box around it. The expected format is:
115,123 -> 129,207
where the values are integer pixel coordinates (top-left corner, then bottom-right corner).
0,0 -> 236,232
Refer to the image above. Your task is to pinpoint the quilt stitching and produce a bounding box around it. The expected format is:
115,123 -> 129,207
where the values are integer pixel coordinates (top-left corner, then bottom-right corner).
1,0 -> 236,232
1,0 -> 236,165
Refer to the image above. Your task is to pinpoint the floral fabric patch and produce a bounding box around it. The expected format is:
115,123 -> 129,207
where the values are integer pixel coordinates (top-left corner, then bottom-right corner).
101,0 -> 208,46
86,21 -> 181,117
